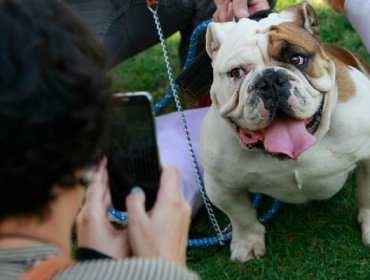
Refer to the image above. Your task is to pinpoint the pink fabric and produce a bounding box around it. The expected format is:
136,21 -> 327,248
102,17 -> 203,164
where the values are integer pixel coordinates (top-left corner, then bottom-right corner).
155,107 -> 209,216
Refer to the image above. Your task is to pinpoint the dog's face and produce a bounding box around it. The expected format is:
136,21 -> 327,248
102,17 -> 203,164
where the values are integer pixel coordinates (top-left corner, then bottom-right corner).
206,2 -> 336,160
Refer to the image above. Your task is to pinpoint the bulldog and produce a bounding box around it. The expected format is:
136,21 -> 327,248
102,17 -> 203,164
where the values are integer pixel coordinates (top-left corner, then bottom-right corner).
200,1 -> 370,262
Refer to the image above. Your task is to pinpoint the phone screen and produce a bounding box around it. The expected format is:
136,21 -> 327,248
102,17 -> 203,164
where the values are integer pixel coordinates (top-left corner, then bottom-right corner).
107,93 -> 161,212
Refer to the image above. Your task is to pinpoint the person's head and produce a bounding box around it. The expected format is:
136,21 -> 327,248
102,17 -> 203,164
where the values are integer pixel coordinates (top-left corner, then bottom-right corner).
0,0 -> 109,221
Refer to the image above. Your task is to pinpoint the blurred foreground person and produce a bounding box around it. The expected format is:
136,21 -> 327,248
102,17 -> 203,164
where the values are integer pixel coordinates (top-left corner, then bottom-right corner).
0,0 -> 196,279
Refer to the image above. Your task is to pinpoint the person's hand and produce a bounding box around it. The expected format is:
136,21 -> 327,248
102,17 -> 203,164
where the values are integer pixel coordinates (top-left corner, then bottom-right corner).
213,0 -> 270,22
125,165 -> 191,265
76,157 -> 131,258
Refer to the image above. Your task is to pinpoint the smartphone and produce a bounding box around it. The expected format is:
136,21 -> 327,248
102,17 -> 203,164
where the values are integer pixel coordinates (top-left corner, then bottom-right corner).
107,92 -> 161,212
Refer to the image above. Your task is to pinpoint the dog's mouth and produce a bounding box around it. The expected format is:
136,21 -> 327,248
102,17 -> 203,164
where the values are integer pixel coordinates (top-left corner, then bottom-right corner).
229,99 -> 324,160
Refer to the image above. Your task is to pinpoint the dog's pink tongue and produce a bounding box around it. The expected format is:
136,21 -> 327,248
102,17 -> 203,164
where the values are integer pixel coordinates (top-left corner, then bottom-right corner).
264,116 -> 316,160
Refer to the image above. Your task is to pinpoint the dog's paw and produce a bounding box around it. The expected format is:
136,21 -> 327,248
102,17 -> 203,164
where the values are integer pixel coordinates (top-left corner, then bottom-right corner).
358,208 -> 370,246
361,230 -> 370,246
230,239 -> 265,262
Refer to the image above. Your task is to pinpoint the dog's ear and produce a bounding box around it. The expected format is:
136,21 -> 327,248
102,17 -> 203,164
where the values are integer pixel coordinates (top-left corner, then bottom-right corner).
284,1 -> 321,42
206,22 -> 236,60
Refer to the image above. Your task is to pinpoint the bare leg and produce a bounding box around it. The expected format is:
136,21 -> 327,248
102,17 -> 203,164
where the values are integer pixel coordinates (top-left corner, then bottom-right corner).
356,161 -> 370,245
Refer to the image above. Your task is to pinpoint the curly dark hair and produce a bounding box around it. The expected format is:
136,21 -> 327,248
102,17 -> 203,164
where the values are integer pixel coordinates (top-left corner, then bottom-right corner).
0,0 -> 109,220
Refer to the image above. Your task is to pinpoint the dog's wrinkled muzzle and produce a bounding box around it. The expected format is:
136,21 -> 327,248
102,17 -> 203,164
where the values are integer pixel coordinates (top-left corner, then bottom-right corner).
254,69 -> 292,116
238,69 -> 318,160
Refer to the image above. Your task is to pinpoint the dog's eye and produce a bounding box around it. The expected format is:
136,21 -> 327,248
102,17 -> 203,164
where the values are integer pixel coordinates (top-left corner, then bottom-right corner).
288,54 -> 305,66
227,67 -> 245,79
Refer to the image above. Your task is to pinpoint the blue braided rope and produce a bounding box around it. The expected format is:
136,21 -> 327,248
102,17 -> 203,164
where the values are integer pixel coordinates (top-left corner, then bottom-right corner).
109,196 -> 281,248
182,18 -> 213,70
153,87 -> 174,114
153,19 -> 212,114
187,196 -> 281,248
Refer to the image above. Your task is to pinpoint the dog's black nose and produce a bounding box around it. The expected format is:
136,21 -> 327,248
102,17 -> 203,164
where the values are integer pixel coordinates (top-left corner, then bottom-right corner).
254,69 -> 292,116
255,68 -> 289,92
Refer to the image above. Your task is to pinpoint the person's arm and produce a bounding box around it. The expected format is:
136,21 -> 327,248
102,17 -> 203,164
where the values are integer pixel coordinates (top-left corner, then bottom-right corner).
328,0 -> 370,53
213,0 -> 270,22
343,0 -> 370,52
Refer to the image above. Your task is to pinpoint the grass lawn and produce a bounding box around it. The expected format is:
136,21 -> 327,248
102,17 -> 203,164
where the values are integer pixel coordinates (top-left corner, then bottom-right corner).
109,1 -> 370,279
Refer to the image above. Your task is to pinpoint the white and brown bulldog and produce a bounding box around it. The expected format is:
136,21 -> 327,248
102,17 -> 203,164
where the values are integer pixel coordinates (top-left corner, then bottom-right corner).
200,1 -> 370,262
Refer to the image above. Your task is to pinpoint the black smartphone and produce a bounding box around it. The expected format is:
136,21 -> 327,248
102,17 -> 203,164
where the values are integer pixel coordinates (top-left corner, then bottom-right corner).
107,92 -> 161,212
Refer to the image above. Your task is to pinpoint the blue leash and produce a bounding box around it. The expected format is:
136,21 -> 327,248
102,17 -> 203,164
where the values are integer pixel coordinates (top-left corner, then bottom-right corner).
186,195 -> 281,248
153,19 -> 212,114
110,194 -> 281,248
110,18 -> 282,248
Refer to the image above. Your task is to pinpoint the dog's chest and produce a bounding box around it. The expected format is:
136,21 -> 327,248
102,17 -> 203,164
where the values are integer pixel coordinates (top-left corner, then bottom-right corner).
248,168 -> 352,204
226,150 -> 357,203
202,137 -> 357,204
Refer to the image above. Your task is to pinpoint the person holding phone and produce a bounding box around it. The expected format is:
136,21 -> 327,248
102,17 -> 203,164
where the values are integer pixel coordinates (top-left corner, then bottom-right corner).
0,0 -> 197,279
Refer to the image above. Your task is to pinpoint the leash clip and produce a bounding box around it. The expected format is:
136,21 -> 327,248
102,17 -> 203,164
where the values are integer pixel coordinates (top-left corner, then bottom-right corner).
147,0 -> 158,14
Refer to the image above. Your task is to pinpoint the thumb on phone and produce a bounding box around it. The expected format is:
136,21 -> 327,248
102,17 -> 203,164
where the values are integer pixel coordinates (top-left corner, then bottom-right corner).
126,186 -> 148,222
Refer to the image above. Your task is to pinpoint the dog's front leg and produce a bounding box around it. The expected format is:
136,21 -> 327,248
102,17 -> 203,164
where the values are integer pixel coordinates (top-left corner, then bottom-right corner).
356,160 -> 370,246
204,173 -> 266,262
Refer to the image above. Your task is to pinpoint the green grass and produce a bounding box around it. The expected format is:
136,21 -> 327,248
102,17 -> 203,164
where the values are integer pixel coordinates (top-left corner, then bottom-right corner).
108,34 -> 181,110
109,1 -> 370,279
188,177 -> 370,279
